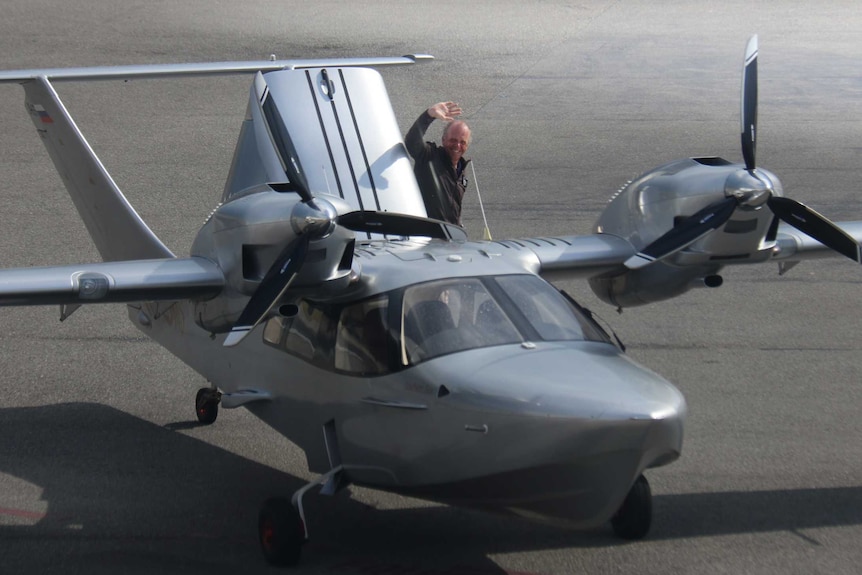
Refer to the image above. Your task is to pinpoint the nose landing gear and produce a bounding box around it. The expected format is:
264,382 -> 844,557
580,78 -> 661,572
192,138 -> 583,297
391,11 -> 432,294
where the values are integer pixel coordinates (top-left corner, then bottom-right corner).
259,497 -> 305,567
611,474 -> 652,540
258,466 -> 346,567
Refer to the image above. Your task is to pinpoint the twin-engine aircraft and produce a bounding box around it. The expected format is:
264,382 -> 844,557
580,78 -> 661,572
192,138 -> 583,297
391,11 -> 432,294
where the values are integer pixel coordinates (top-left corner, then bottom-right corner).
0,36 -> 859,567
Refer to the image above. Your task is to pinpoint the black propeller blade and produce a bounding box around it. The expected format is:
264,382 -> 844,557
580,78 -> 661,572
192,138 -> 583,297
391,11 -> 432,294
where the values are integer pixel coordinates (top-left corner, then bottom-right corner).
337,211 -> 468,241
741,35 -> 758,172
223,234 -> 310,347
767,196 -> 862,263
624,197 -> 738,269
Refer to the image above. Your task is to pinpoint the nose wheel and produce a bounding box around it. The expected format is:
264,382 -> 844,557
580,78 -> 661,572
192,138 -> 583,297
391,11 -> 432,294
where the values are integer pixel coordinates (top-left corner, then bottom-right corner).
195,387 -> 220,425
259,497 -> 305,567
611,474 -> 652,540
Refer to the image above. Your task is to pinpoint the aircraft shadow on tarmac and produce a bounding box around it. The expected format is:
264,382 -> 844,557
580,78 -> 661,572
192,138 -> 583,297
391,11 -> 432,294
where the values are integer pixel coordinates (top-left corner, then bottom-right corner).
0,403 -> 860,574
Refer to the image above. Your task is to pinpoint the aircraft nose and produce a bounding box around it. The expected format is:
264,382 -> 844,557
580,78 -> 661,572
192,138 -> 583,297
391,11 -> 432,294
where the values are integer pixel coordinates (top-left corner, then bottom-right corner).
456,343 -> 687,460
470,343 -> 686,419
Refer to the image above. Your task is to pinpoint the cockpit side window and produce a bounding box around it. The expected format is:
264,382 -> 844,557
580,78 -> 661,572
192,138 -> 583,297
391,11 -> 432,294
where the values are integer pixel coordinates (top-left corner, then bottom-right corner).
262,299 -> 336,366
334,295 -> 391,375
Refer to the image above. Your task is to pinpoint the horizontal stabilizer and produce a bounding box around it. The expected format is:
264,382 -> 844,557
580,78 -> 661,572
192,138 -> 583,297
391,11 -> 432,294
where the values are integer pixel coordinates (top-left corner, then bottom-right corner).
0,257 -> 224,307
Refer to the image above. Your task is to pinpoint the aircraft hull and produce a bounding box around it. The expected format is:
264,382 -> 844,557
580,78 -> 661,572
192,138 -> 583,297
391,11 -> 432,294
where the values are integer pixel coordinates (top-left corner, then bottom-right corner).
255,341 -> 685,528
365,414 -> 681,528
134,304 -> 684,529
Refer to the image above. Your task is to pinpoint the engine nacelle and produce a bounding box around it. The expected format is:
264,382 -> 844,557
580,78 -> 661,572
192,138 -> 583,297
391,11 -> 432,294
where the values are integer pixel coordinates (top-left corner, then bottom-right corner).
589,262 -> 722,308
589,157 -> 782,307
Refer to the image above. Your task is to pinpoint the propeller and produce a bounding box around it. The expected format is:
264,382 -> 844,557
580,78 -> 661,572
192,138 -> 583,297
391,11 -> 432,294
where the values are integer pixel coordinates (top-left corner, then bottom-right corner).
625,35 -> 861,270
224,151 -> 468,346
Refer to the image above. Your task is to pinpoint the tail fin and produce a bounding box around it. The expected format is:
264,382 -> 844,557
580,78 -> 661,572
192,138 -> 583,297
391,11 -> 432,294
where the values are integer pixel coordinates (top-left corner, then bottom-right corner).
21,76 -> 173,262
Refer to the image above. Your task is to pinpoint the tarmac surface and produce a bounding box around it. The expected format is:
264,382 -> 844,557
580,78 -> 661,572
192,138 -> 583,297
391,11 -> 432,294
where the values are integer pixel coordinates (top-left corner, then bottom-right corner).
1,1 -> 861,573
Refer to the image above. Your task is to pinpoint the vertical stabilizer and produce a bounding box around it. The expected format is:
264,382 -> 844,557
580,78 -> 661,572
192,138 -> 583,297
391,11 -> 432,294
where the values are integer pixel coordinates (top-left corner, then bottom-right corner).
223,68 -> 426,217
22,76 -> 173,261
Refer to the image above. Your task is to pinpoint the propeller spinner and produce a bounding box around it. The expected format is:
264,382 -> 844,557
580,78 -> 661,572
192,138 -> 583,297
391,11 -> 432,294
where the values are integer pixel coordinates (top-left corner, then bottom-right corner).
625,35 -> 861,270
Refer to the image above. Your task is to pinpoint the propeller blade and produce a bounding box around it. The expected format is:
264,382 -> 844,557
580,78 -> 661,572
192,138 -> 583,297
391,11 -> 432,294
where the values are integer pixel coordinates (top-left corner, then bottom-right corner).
767,196 -> 862,263
741,35 -> 758,171
223,235 -> 311,347
337,211 -> 468,240
261,101 -> 312,202
624,197 -> 737,269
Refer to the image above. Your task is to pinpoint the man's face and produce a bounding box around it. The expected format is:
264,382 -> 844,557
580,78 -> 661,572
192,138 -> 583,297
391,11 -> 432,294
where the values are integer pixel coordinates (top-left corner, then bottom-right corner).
442,122 -> 471,165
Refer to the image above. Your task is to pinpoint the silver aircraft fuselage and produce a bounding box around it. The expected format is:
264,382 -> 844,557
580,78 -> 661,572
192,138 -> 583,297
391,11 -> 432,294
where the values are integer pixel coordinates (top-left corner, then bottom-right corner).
134,235 -> 686,528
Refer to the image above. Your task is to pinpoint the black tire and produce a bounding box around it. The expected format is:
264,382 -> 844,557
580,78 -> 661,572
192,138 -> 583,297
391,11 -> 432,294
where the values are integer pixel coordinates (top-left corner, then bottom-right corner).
611,474 -> 652,540
195,388 -> 219,425
259,497 -> 304,567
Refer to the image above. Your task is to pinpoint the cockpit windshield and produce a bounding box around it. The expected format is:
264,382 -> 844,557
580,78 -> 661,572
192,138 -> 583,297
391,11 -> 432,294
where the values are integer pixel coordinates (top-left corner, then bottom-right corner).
400,274 -> 610,365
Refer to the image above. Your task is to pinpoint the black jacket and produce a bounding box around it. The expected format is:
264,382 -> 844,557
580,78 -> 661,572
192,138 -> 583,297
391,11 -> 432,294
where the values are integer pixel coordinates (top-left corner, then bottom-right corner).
404,111 -> 470,225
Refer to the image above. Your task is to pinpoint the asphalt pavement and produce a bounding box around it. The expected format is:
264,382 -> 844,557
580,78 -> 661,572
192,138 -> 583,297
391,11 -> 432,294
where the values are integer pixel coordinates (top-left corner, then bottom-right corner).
1,1 -> 861,573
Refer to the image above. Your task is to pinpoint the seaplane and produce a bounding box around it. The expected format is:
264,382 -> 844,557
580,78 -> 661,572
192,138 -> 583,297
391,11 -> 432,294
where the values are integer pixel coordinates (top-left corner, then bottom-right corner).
0,36 -> 858,566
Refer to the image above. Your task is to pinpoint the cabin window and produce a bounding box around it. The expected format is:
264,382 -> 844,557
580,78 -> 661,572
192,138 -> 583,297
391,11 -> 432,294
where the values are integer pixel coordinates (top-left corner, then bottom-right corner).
334,295 -> 391,375
263,296 -> 394,375
263,299 -> 335,366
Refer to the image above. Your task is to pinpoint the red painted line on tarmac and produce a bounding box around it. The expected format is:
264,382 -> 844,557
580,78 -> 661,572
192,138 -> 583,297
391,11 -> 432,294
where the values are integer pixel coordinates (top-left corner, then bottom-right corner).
0,507 -> 46,520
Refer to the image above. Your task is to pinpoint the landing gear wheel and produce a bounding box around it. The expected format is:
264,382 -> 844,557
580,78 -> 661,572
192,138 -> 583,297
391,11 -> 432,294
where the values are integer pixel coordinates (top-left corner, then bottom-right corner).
259,497 -> 304,567
611,474 -> 652,540
195,388 -> 219,425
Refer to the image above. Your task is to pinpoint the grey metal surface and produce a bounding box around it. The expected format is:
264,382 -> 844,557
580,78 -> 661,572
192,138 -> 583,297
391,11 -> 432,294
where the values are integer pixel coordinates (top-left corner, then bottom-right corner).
1,2 -> 861,575
0,55 -> 433,83
0,257 -> 223,305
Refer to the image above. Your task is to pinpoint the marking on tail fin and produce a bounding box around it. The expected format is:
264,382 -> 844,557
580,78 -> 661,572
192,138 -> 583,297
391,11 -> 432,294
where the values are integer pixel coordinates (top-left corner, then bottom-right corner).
305,69 -> 346,201
339,68 -> 381,211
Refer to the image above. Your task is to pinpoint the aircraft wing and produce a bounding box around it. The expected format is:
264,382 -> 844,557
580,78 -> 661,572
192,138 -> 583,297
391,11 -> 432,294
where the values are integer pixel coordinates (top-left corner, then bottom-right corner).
520,220 -> 862,282
0,257 -> 223,307
773,221 -> 862,261
495,234 -> 637,281
0,55 -> 433,84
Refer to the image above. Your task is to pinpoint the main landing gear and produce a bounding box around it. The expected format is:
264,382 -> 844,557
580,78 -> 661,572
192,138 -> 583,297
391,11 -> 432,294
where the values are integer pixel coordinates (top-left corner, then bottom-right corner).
195,387 -> 221,425
258,466 -> 345,567
611,474 -> 652,540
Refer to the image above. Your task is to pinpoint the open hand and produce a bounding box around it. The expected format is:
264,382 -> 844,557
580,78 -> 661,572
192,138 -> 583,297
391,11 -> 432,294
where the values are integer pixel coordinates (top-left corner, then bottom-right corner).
427,101 -> 462,121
